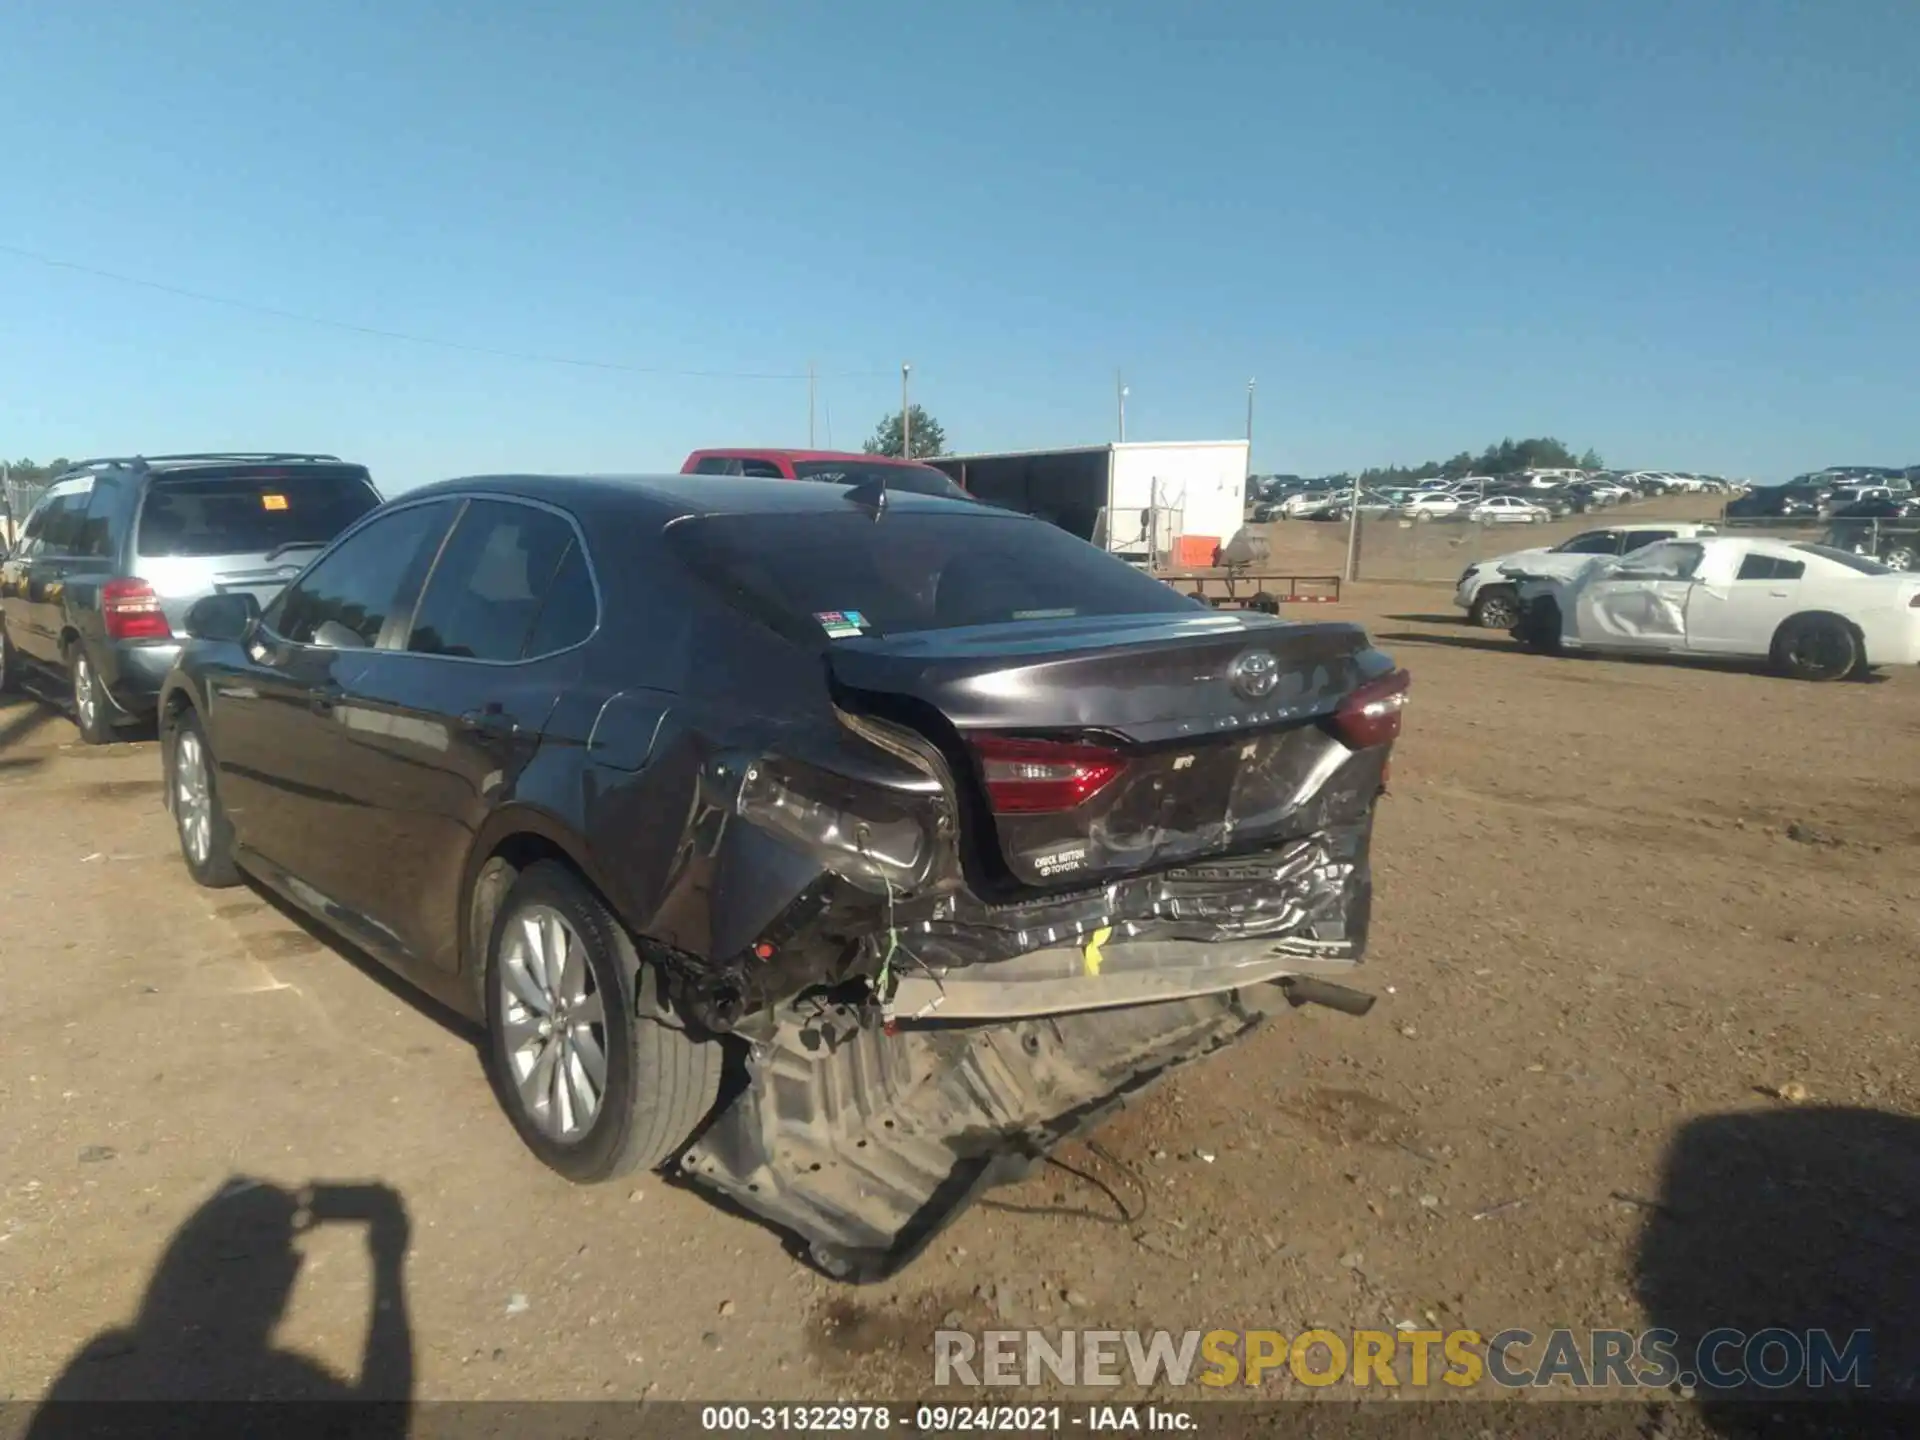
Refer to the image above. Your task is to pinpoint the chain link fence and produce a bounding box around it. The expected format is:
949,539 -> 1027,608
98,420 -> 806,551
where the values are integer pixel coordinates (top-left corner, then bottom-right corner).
2,467 -> 52,547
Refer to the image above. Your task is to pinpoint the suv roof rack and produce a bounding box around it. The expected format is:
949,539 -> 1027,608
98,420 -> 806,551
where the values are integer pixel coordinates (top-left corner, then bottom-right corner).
63,452 -> 345,472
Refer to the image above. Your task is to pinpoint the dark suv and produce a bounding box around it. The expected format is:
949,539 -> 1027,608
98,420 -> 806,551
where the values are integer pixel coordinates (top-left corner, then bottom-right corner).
0,453 -> 380,741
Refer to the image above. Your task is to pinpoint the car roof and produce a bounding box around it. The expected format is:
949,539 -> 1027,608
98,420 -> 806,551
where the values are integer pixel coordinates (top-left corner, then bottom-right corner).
402,472 -> 981,526
682,448 -> 940,469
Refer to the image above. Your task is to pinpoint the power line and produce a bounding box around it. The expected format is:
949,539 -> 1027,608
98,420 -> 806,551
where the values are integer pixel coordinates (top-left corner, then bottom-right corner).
0,241 -> 892,383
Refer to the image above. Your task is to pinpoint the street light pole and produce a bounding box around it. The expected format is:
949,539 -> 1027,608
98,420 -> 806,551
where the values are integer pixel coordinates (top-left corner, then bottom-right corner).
1246,378 -> 1255,451
1117,371 -> 1128,442
901,363 -> 912,458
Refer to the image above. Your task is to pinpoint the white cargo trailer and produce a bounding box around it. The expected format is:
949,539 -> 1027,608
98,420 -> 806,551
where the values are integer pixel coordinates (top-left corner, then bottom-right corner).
928,441 -> 1249,565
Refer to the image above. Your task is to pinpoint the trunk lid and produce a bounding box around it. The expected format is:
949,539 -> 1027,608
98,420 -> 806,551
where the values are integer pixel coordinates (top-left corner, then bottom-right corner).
827,613 -> 1398,890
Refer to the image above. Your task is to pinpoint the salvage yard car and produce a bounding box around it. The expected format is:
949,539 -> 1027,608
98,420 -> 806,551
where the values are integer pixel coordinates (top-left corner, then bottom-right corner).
0,453 -> 380,741
156,473 -> 1408,1279
1453,523 -> 1717,629
1506,535 -> 1920,680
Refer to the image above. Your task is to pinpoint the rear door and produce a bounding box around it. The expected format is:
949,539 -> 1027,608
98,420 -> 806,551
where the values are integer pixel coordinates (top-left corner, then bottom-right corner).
322,497 -> 596,972
131,464 -> 383,629
1683,548 -> 1804,656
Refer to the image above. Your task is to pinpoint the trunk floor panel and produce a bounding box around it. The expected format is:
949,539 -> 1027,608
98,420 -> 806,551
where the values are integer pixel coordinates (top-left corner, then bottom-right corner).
676,988 -> 1282,1281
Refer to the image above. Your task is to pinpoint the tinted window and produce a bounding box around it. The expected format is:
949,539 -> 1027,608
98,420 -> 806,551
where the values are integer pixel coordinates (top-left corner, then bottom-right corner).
1792,543 -> 1891,576
665,510 -> 1204,641
1557,531 -> 1620,555
691,457 -> 738,475
1622,530 -> 1676,552
790,461 -> 970,500
738,459 -> 786,479
407,500 -> 581,661
521,541 -> 598,657
37,490 -> 93,554
1736,553 -> 1805,581
272,501 -> 455,649
137,468 -> 379,558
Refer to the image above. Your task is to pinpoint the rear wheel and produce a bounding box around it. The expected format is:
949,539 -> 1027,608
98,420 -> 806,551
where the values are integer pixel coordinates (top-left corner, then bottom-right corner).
1469,586 -> 1519,630
485,861 -> 723,1183
1772,615 -> 1859,682
1882,543 -> 1915,572
1249,591 -> 1280,615
69,646 -> 114,745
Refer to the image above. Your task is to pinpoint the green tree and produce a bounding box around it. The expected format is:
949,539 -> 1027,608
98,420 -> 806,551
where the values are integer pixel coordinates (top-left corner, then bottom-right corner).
863,406 -> 948,459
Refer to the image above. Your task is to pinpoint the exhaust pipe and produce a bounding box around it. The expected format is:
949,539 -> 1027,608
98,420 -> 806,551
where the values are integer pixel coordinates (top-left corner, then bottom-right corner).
1278,975 -> 1376,1017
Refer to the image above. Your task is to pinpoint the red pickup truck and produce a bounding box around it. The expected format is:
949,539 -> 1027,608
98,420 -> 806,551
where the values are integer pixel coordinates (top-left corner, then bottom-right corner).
681,448 -> 971,501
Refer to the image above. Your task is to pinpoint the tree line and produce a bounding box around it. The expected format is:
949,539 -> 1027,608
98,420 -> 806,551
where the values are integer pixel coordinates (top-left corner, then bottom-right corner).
1346,437 -> 1603,488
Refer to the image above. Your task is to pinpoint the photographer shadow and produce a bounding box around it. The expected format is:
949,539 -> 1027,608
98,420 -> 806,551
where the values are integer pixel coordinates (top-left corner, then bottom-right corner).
1637,1105 -> 1920,1435
26,1177 -> 413,1437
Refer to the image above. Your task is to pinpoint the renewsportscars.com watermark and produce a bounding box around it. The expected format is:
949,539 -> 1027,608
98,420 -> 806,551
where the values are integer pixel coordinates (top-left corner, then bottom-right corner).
933,1327 -> 1874,1392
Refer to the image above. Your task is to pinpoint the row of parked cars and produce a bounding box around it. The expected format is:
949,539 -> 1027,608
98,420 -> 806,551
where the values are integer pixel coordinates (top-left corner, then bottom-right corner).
0,443 -> 1408,1281
1249,469 -> 1746,525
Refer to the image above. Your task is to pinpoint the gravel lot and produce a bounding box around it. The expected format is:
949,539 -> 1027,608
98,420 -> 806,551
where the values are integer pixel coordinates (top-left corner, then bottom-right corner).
2,582 -> 1915,1419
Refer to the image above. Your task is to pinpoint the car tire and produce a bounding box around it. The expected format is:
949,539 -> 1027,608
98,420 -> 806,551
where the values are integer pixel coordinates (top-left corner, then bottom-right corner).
485,860 -> 722,1183
1771,615 -> 1859,683
0,623 -> 16,695
1469,587 -> 1520,630
1514,597 -> 1565,654
69,645 -> 114,745
168,709 -> 242,887
1882,544 -> 1915,572
1249,591 -> 1280,615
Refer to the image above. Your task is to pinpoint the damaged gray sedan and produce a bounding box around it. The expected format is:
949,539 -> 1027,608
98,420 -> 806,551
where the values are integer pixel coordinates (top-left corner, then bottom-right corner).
157,472 -> 1408,1280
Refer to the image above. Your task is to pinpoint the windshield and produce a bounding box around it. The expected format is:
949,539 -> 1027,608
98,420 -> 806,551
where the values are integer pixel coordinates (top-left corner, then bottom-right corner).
1793,543 -> 1892,576
137,468 -> 380,558
665,509 -> 1203,641
789,461 -> 970,501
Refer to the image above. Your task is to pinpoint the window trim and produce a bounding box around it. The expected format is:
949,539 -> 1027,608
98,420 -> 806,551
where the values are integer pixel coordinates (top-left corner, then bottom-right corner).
393,493 -> 604,667
257,494 -> 462,653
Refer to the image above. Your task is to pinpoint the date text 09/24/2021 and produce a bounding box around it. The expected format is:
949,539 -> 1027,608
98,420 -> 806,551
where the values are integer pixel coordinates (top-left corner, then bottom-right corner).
699,1405 -> 1194,1432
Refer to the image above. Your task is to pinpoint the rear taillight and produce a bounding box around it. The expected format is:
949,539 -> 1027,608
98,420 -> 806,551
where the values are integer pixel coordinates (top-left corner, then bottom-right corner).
101,578 -> 173,642
967,734 -> 1127,814
1331,668 -> 1411,749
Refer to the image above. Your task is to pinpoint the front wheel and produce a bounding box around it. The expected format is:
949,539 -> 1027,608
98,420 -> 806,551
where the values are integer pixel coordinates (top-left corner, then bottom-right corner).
1772,615 -> 1859,682
169,710 -> 242,886
485,861 -> 723,1183
1514,596 -> 1565,654
1469,586 -> 1520,630
1882,543 -> 1915,572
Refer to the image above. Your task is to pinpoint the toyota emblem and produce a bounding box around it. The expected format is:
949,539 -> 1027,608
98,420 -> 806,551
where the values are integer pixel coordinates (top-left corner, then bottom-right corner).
1229,649 -> 1280,701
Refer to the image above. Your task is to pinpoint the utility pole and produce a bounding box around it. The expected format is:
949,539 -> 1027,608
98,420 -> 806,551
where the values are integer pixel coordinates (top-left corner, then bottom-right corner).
1246,378 -> 1255,451
900,363 -> 912,458
808,362 -> 817,447
1117,371 -> 1129,442
1344,471 -> 1362,584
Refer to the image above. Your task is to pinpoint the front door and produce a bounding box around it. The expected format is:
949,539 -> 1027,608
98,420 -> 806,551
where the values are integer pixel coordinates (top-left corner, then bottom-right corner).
1572,541 -> 1705,651
216,499 -> 459,908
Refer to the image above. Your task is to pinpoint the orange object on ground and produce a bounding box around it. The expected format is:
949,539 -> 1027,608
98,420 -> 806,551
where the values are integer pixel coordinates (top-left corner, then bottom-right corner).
1175,534 -> 1221,568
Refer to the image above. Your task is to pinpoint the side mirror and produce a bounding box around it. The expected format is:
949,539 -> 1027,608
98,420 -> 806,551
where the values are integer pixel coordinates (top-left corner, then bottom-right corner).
183,591 -> 261,644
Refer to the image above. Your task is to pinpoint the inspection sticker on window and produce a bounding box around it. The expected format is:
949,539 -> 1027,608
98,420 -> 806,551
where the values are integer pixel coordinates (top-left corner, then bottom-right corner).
260,493 -> 289,511
814,609 -> 871,639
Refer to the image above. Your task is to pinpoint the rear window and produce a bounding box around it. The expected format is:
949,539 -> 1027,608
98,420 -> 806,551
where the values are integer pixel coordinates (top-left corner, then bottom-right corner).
1793,543 -> 1892,575
136,469 -> 380,558
789,461 -> 969,500
665,510 -> 1203,640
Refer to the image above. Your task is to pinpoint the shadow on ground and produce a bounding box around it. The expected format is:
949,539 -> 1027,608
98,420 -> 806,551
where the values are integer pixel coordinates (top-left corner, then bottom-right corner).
24,1178 -> 413,1435
1637,1105 -> 1920,1435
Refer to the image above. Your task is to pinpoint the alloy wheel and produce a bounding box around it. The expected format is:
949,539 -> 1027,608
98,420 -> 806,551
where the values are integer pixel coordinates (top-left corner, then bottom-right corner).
74,656 -> 97,732
498,904 -> 609,1141
174,729 -> 213,866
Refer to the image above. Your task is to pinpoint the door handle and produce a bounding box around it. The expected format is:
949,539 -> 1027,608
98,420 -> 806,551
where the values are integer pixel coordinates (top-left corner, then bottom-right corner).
1768,589 -> 1790,597
459,706 -> 519,739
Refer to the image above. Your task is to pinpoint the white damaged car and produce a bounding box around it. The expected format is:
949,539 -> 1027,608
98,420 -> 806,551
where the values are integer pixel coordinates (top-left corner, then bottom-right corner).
1503,536 -> 1920,680
1453,523 -> 1716,629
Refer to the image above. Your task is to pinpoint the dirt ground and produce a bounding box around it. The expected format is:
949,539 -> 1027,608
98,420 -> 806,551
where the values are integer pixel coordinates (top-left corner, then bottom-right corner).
1,585 -> 1916,1420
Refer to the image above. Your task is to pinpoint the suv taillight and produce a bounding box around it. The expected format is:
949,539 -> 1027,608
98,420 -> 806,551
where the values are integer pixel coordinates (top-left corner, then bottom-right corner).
967,734 -> 1128,814
1331,669 -> 1411,749
101,578 -> 173,641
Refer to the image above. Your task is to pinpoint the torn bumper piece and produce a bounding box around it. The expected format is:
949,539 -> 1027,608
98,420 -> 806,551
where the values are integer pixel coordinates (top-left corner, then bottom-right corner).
677,985 -> 1297,1283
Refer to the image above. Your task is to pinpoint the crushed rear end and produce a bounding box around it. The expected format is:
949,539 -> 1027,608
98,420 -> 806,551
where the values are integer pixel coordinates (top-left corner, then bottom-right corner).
642,507 -> 1407,1278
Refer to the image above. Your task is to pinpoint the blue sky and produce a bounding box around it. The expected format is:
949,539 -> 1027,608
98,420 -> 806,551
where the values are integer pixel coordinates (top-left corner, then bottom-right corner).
1,0 -> 1913,489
